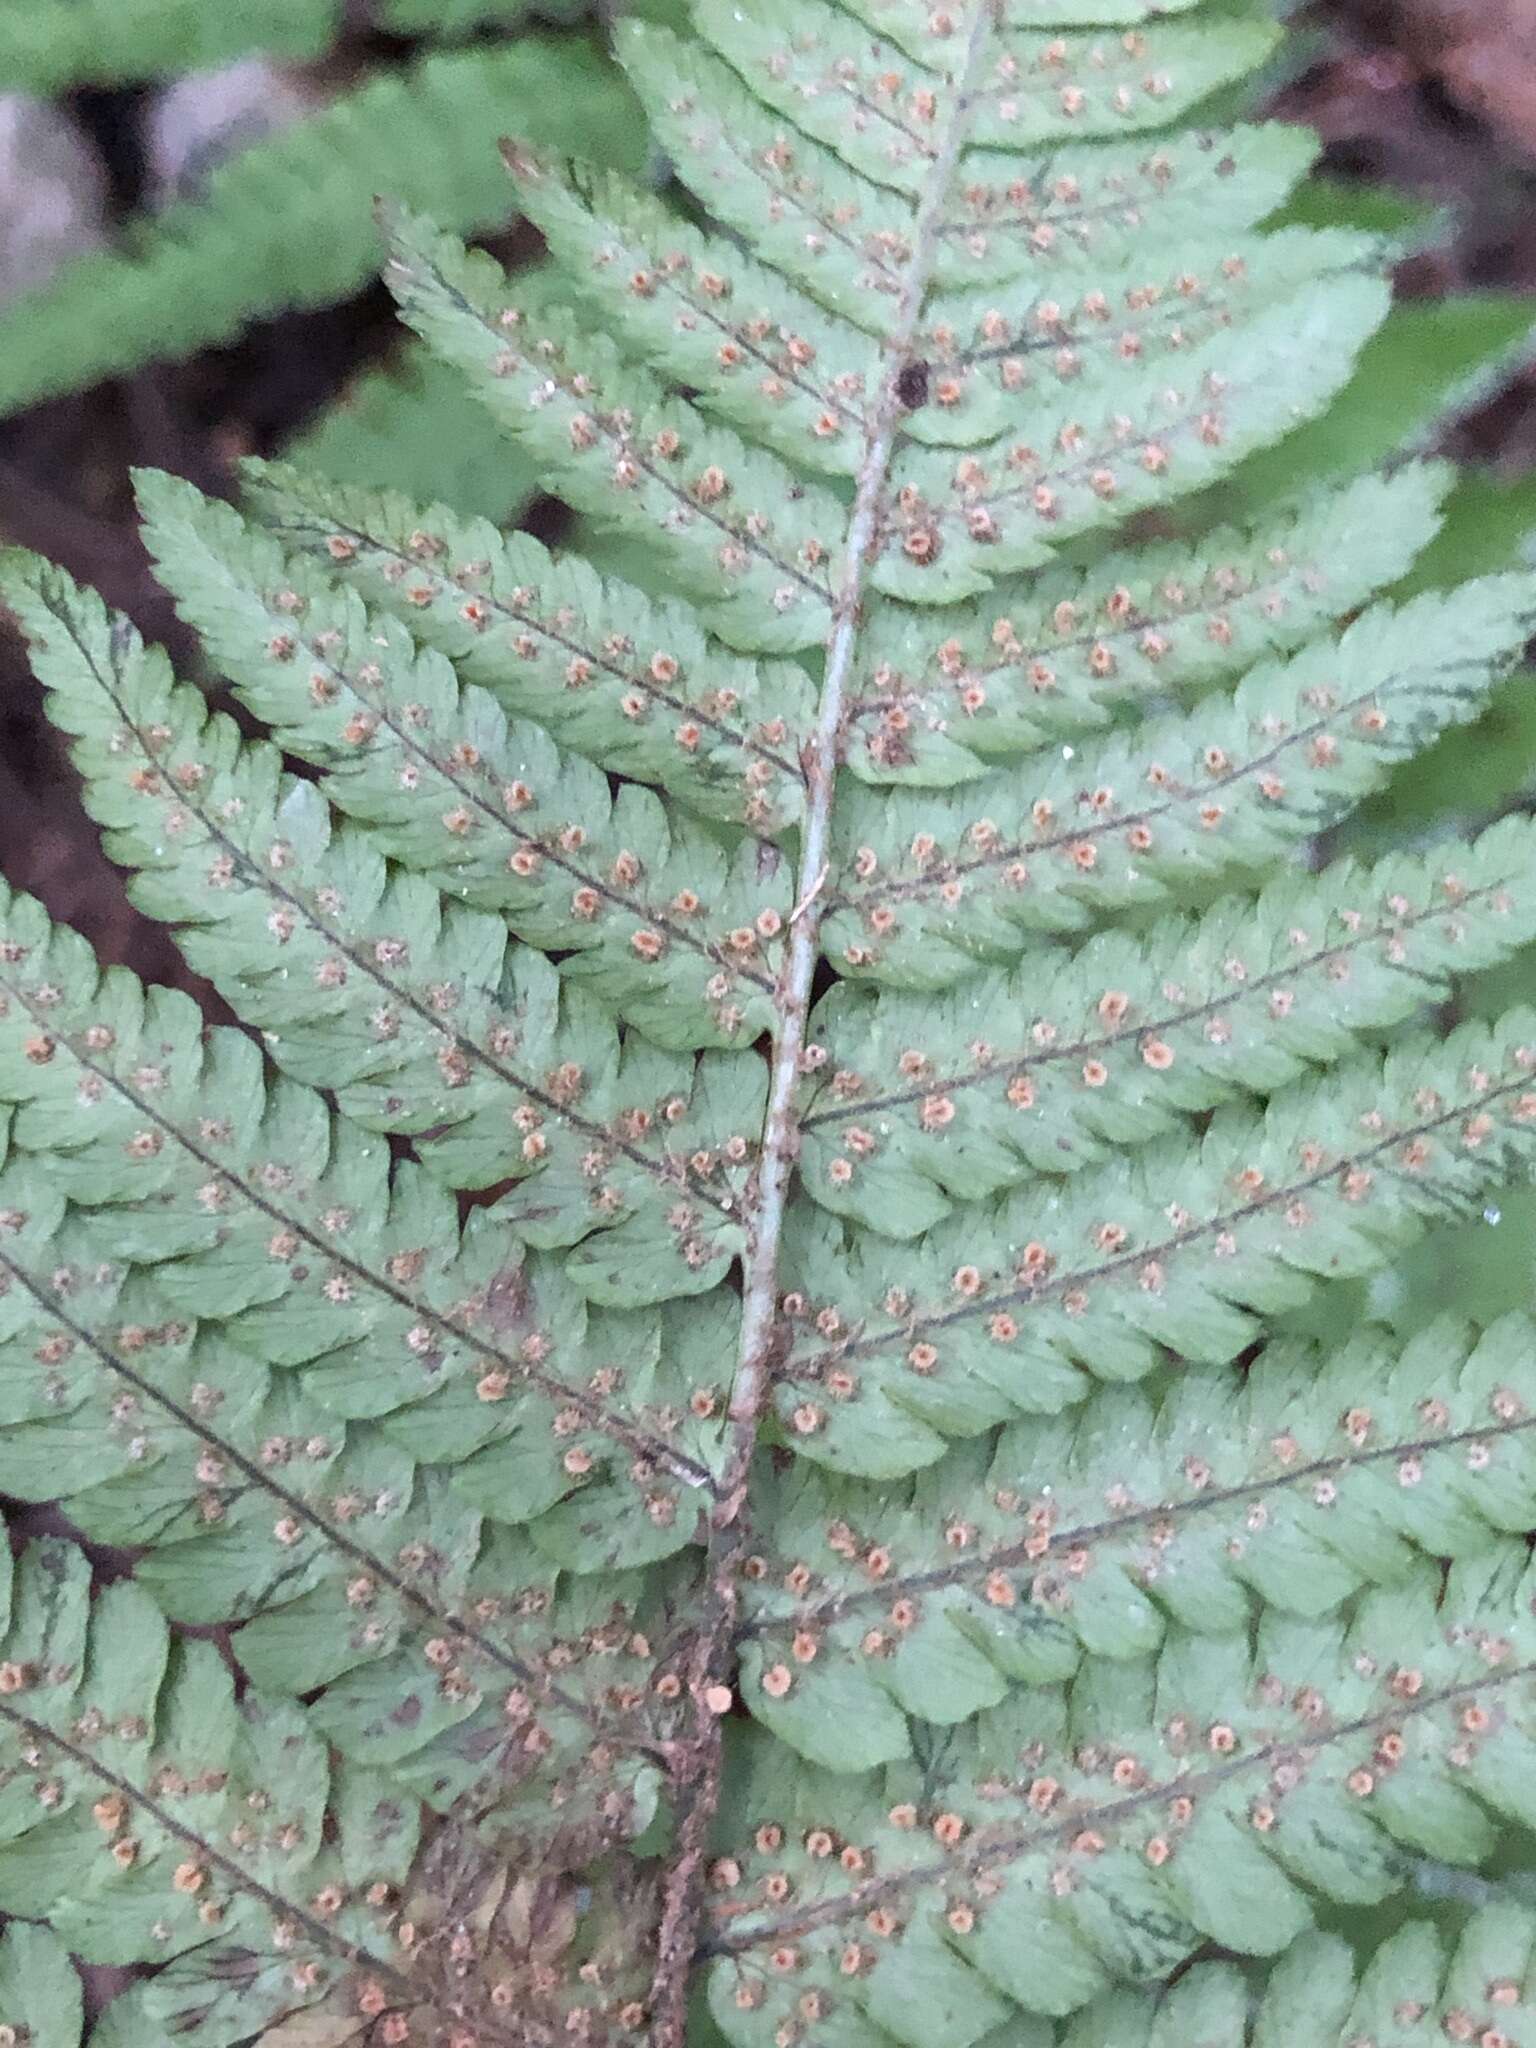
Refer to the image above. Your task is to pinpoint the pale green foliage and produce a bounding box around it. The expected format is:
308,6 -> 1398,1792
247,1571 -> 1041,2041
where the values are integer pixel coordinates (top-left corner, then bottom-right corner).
743,1313 -> 1536,1764
1066,1905 -> 1536,2047
0,0 -> 339,90
283,346 -> 542,528
718,1548 -> 1536,2030
0,1539 -> 417,2035
0,1922 -> 82,2048
0,41 -> 643,420
6,1 -> 1536,2043
382,0 -> 587,29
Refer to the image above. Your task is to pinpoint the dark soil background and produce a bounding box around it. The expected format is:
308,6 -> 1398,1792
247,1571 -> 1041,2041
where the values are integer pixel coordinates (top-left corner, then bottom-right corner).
4,0 -> 1536,998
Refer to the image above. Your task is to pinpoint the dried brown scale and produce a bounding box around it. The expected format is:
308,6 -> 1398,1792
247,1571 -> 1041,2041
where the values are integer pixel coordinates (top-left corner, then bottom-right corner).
785,1057 -> 1536,1381
701,1657 -> 1536,1958
802,876 -> 1507,1128
392,1829 -> 659,2042
832,664 -> 1483,913
736,1405 -> 1536,1639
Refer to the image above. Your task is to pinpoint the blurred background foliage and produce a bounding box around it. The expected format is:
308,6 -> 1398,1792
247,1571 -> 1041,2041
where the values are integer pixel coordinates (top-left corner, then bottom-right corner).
3,0 -> 1536,1334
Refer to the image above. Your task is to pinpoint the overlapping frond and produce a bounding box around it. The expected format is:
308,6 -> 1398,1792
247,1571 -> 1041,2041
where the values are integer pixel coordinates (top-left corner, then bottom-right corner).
707,1548 -> 1536,2040
380,191 -> 1386,625
0,1525 -> 657,2043
740,1313 -> 1536,1766
0,41 -> 642,419
0,861 -> 726,1536
0,1176 -> 678,1843
824,578 -> 1536,981
0,1536 -> 414,2019
774,1011 -> 1536,1473
219,463 -> 817,838
1,554 -> 763,1304
134,475 -> 791,1050
281,345 -> 542,530
0,0 -> 337,89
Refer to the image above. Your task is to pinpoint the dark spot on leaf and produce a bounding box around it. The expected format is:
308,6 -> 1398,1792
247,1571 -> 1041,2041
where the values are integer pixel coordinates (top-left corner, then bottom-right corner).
896,361 -> 930,410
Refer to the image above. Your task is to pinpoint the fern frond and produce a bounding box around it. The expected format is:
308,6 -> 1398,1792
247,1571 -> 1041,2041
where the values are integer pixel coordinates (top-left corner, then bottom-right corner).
698,0 -> 1280,181
133,477 -> 792,1049
826,579 -> 1536,983
802,817 -> 1536,1230
620,21 -> 1318,317
511,150 -> 1364,472
0,1536 -> 414,1995
0,0 -> 338,91
0,866 -> 725,1534
251,457 -> 1449,797
0,41 -> 642,419
504,147 -> 889,480
739,1313 -> 1536,1767
775,1011 -> 1536,1474
382,199 -> 1386,618
0,1182 -> 674,1846
382,211 -> 849,655
0,558 -> 760,1302
873,274 -> 1385,599
240,458 -> 819,835
707,1548 -> 1536,2036
8,0 -> 1536,2034
846,466 -> 1451,782
903,225 -> 1377,451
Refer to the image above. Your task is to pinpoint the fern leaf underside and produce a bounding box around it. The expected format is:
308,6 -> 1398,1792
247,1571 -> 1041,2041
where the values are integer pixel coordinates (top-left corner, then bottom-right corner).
5,1 -> 1536,2044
